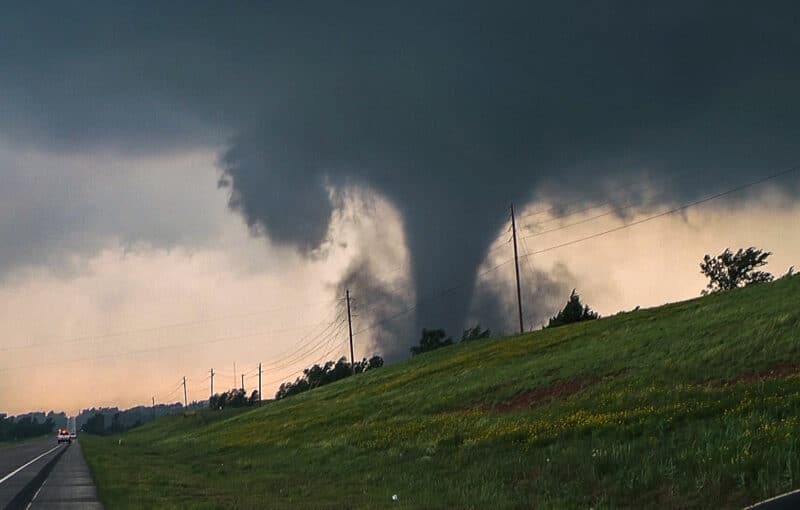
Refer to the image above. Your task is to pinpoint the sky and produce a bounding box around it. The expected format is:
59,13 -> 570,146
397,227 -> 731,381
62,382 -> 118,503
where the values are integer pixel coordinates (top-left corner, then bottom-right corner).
1,2 -> 799,415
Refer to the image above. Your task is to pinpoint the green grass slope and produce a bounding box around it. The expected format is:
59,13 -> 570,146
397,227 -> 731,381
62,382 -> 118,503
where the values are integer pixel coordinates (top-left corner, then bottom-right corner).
82,275 -> 800,509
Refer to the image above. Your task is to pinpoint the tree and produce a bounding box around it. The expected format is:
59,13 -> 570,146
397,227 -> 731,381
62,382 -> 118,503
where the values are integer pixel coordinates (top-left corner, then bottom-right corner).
229,388 -> 247,407
274,355 -> 385,400
353,355 -> 384,374
700,247 -> 773,294
83,413 -> 107,435
109,412 -> 125,434
410,328 -> 453,355
545,289 -> 599,329
209,388 -> 255,409
461,324 -> 491,342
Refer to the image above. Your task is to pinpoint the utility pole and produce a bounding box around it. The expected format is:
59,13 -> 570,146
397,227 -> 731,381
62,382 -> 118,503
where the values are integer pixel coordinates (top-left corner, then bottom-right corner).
511,203 -> 524,334
210,368 -> 214,397
241,374 -> 245,391
233,362 -> 236,389
152,396 -> 155,421
346,289 -> 355,374
182,376 -> 188,408
258,362 -> 262,405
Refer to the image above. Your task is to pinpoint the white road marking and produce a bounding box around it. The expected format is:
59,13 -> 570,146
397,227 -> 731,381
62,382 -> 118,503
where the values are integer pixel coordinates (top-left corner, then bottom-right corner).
25,478 -> 47,510
744,488 -> 800,509
0,444 -> 62,485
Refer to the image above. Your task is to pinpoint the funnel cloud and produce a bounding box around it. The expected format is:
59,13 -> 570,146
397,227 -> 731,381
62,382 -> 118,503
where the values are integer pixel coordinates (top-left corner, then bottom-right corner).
1,2 -> 799,354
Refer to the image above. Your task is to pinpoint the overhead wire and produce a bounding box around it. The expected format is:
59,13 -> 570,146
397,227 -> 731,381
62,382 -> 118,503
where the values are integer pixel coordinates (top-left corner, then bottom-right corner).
19,163 -> 798,407
262,319 -> 348,372
259,314 -> 348,369
1,297 -> 346,353
260,336 -> 349,389
352,163 -> 800,337
352,254 -> 519,337
518,163 -> 800,261
0,320 -> 337,373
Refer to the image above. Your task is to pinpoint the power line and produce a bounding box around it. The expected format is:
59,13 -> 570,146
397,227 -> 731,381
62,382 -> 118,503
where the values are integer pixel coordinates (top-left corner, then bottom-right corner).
156,381 -> 184,401
517,163 -> 746,239
352,256 -> 517,337
0,319 -> 337,373
513,166 -> 701,223
361,226 -> 513,292
519,200 -> 639,241
519,235 -> 548,330
352,163 -> 800,337
519,163 -> 800,260
522,198 -> 632,232
260,337 -> 349,389
260,315 -> 348,370
1,298 -> 346,353
263,319 -> 348,372
354,235 -> 512,304
14,163 -> 797,408
305,163 -> 772,329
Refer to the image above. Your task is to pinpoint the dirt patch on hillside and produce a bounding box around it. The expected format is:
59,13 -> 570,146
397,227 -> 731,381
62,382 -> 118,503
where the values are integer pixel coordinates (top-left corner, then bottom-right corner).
709,363 -> 800,387
493,376 -> 600,413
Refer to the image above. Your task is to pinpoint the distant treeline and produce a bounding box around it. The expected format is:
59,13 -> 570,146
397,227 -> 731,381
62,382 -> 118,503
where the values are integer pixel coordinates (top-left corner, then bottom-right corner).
79,401 -> 207,436
0,411 -> 66,441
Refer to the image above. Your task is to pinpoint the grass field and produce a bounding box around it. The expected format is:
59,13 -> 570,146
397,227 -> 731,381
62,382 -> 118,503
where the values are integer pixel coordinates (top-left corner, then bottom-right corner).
82,275 -> 800,509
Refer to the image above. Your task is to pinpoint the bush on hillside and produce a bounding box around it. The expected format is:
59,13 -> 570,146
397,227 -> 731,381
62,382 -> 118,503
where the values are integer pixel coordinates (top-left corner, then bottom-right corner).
461,324 -> 491,342
209,389 -> 260,410
410,325 -> 491,356
545,289 -> 599,329
410,328 -> 453,355
275,356 -> 384,400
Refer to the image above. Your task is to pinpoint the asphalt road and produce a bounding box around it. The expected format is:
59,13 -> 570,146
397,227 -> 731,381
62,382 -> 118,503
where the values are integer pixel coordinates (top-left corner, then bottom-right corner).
746,489 -> 800,510
26,440 -> 102,509
0,436 -> 102,509
0,437 -> 63,508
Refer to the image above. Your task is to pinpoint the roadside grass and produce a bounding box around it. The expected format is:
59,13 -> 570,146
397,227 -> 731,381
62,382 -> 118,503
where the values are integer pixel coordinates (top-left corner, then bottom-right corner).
82,275 -> 800,508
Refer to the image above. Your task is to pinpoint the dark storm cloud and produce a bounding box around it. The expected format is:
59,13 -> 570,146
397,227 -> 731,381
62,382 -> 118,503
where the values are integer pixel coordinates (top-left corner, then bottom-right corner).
470,263 -> 577,335
334,256 -> 413,361
0,152 -> 227,279
2,2 -> 799,346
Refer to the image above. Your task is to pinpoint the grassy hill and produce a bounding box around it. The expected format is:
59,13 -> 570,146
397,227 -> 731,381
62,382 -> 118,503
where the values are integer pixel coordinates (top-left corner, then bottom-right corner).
82,275 -> 800,509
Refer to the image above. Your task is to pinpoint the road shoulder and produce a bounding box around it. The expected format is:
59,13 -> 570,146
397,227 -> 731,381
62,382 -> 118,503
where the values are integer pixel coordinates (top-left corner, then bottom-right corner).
27,440 -> 103,509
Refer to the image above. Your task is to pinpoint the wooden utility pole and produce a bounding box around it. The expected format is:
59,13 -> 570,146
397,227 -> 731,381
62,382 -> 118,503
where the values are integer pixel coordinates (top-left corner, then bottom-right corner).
346,289 -> 355,374
241,374 -> 245,391
152,396 -> 155,421
258,362 -> 262,404
182,376 -> 188,407
210,368 -> 215,397
511,203 -> 524,334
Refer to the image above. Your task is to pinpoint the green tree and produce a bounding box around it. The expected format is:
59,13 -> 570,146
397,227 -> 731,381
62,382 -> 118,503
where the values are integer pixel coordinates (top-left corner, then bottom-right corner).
274,355 -> 385,400
83,413 -> 106,435
410,328 -> 453,355
546,289 -> 599,329
461,324 -> 491,342
110,412 -> 125,434
700,247 -> 773,294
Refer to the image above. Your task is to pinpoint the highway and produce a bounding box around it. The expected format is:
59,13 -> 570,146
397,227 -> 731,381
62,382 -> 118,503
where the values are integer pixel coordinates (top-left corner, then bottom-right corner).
0,436 -> 102,509
0,437 -> 63,508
